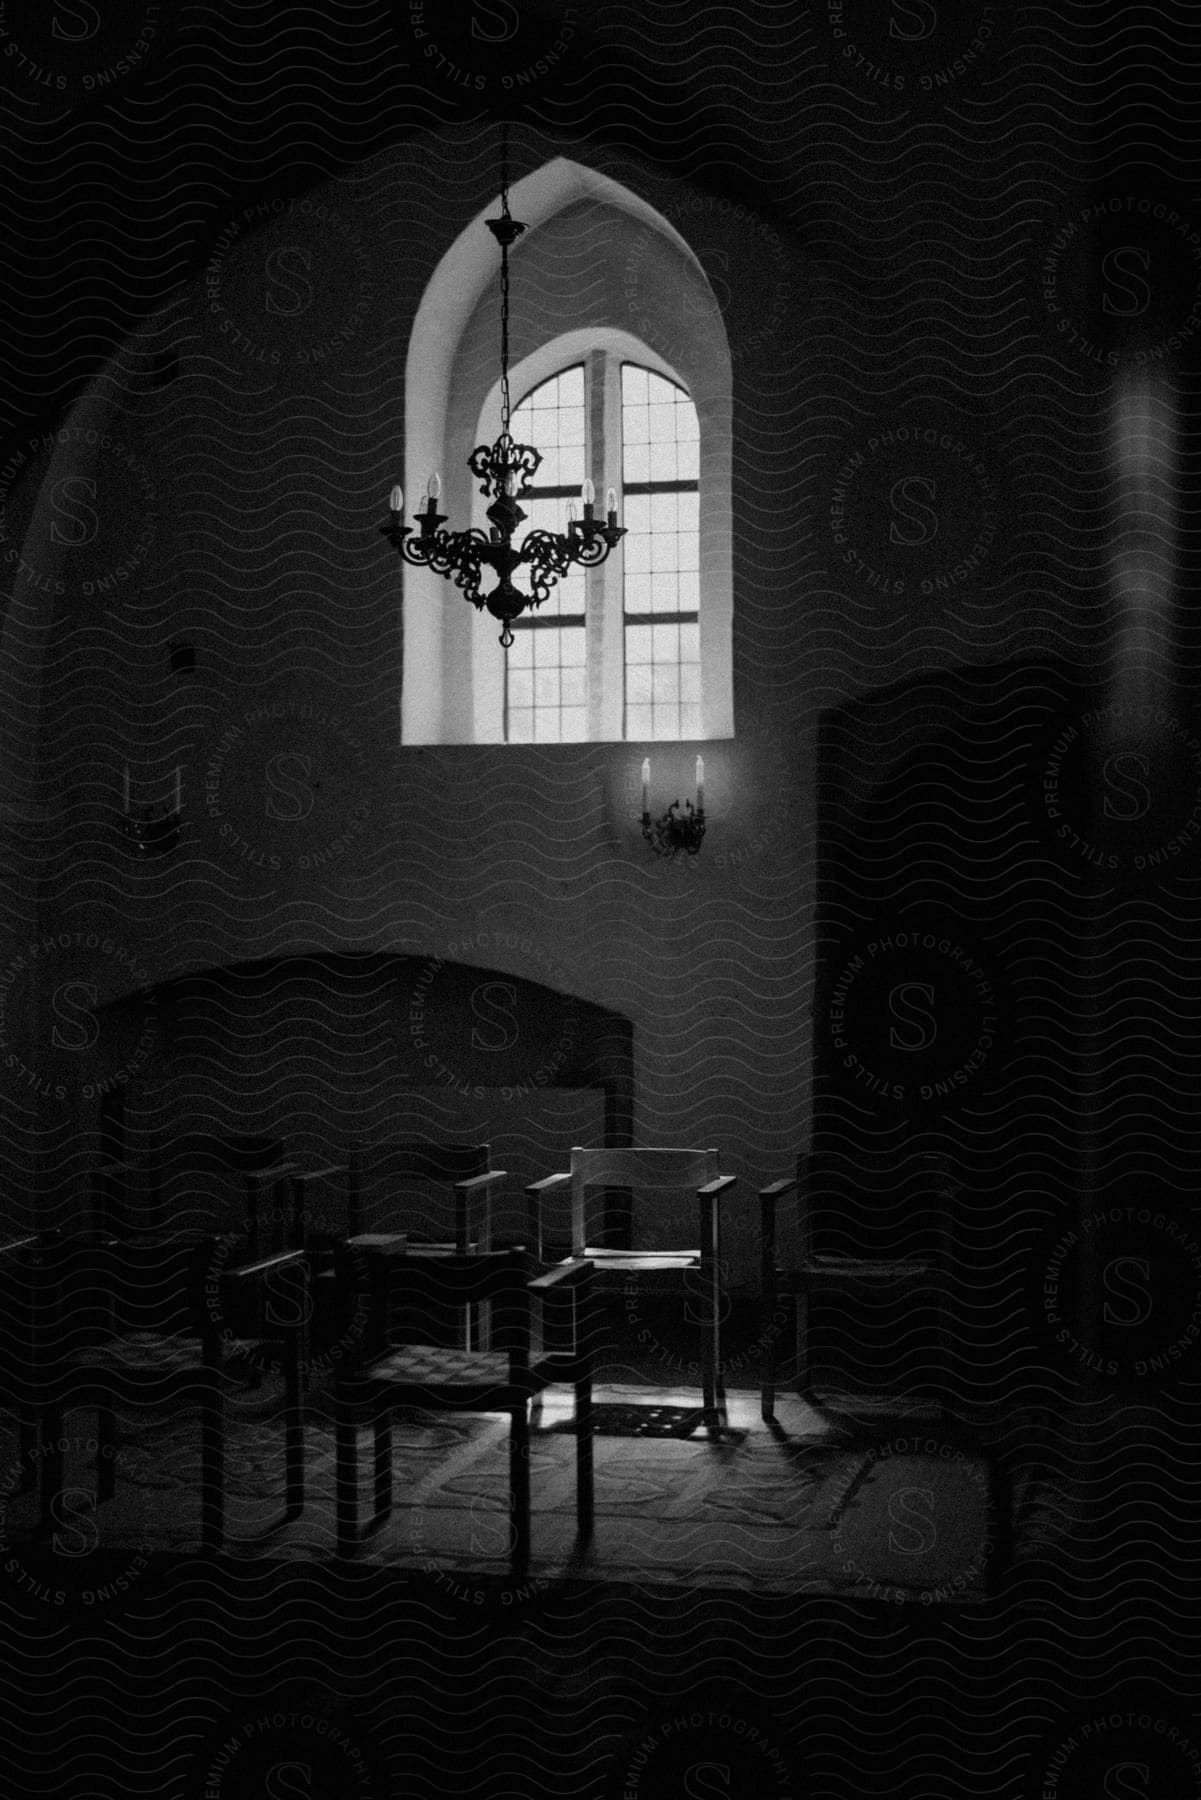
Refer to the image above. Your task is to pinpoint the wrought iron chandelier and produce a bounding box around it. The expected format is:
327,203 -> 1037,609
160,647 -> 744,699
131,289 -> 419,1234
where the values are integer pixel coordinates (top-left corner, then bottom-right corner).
381,129 -> 626,648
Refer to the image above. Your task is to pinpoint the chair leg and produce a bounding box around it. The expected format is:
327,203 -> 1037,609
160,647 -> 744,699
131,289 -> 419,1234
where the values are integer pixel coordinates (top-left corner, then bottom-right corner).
795,1291 -> 810,1396
192,1390 -> 221,1552
284,1348 -> 304,1518
510,1406 -> 531,1575
199,1385 -> 223,1551
985,1452 -> 1013,1595
698,1193 -> 721,1415
16,1412 -> 38,1494
335,1409 -> 358,1555
575,1379 -> 594,1539
761,1337 -> 776,1421
372,1411 -> 393,1520
96,1401 -> 118,1502
39,1403 -> 64,1535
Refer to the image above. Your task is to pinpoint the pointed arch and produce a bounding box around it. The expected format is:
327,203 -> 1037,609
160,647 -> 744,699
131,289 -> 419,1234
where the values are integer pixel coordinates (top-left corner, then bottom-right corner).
402,159 -> 733,745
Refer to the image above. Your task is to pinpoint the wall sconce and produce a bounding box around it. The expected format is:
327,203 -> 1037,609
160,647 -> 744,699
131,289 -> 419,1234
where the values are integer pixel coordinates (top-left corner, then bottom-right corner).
117,765 -> 182,858
641,756 -> 706,857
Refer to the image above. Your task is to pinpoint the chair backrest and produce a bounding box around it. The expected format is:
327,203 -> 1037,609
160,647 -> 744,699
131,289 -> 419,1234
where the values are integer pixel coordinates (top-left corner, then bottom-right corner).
346,1143 -> 493,1238
358,1247 -> 532,1355
568,1146 -> 720,1253
60,1234 -> 224,1347
797,1148 -> 955,1262
114,1136 -> 290,1243
0,1234 -> 54,1389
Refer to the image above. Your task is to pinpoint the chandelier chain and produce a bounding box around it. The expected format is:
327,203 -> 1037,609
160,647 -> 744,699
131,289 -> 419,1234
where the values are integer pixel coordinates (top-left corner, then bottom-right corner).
499,122 -> 513,436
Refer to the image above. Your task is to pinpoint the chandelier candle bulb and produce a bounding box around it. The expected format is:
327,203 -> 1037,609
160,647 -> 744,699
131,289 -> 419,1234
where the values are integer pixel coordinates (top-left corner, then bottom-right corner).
606,487 -> 618,526
427,472 -> 441,502
642,758 -> 650,818
389,485 -> 403,514
696,756 -> 704,812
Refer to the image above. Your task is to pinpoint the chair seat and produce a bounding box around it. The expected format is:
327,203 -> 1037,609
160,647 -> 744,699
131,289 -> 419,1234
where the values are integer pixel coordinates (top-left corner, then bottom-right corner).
576,1249 -> 700,1272
365,1344 -> 511,1385
782,1256 -> 942,1284
345,1235 -> 478,1255
345,1342 -> 578,1406
66,1331 -> 260,1376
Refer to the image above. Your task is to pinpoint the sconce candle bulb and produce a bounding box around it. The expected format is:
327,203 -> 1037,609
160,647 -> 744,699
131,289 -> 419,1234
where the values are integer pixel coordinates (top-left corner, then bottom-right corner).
641,756 -> 707,858
116,762 -> 183,859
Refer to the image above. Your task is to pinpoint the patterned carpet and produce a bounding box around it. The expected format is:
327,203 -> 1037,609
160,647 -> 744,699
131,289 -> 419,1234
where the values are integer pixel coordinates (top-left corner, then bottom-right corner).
0,1367 -> 1076,1605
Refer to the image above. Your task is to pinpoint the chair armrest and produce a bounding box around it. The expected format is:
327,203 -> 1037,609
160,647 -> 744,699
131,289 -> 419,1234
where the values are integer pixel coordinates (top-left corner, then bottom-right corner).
524,1173 -> 573,1264
453,1170 -> 508,1192
0,1234 -> 40,1257
758,1178 -> 796,1201
225,1247 -> 307,1282
525,1173 -> 572,1197
697,1175 -> 738,1198
529,1257 -> 594,1291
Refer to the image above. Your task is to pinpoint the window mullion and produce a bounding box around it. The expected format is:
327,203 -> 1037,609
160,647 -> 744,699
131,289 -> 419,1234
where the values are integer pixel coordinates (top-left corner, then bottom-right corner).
592,349 -> 624,741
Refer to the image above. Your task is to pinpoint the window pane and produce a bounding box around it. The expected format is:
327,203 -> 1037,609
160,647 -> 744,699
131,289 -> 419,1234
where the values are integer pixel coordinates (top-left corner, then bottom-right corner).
620,366 -> 700,733
511,366 -> 586,494
625,441 -> 650,483
624,365 -> 649,404
626,625 -> 653,665
647,441 -> 680,482
506,619 -> 587,743
624,572 -> 651,611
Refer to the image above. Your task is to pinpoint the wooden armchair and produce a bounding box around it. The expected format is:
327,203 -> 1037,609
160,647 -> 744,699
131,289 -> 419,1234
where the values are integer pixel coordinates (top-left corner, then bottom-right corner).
331,1248 -> 596,1572
0,1232 -> 60,1495
337,1144 -> 509,1352
759,1151 -> 954,1421
92,1135 -> 295,1253
37,1232 -> 308,1549
525,1147 -> 738,1414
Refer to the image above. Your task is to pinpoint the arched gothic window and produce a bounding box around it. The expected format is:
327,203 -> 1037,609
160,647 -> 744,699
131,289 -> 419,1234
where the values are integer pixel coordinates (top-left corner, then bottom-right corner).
401,159 -> 732,747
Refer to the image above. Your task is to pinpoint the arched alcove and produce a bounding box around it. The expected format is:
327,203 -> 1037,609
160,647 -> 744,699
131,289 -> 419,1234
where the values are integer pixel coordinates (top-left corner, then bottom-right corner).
404,159 -> 733,744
